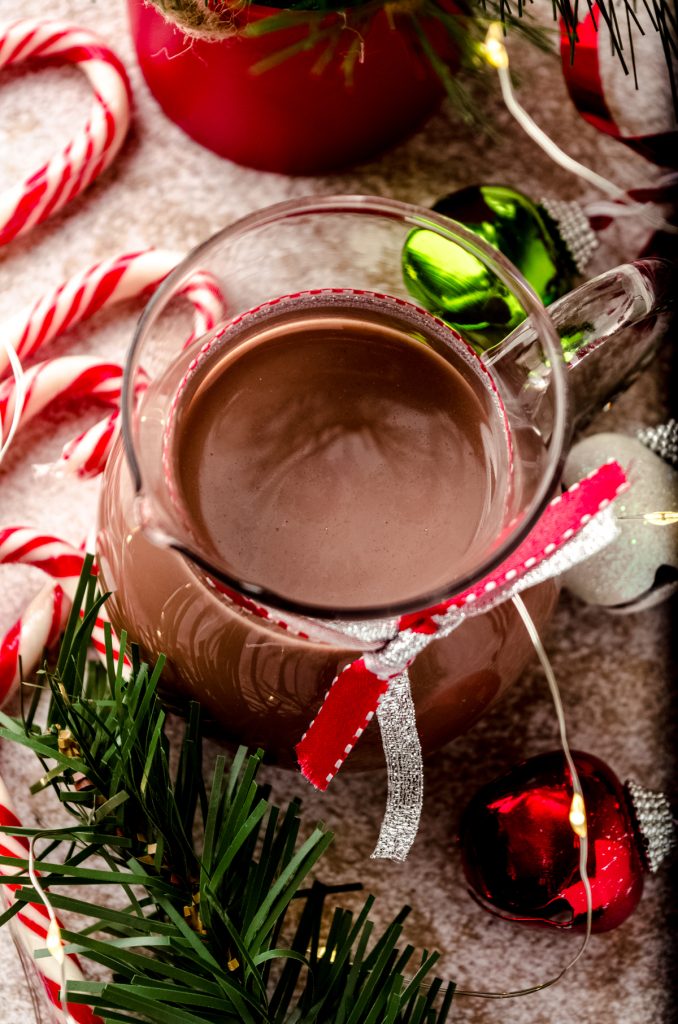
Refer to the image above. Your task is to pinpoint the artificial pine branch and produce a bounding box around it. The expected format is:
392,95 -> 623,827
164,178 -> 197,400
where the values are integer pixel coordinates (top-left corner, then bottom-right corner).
0,567 -> 455,1023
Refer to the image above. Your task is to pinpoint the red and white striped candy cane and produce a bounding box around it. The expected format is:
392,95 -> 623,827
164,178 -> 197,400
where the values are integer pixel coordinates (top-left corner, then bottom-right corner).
0,249 -> 223,381
52,265 -> 223,477
0,357 -> 124,441
0,776 -> 100,1023
0,527 -> 129,706
55,408 -> 122,480
0,579 -> 68,707
0,250 -> 224,475
0,20 -> 131,247
180,267 -> 225,347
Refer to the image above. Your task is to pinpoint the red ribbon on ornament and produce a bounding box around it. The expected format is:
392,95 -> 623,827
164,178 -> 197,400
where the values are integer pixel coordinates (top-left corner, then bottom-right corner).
560,5 -> 678,169
296,460 -> 628,790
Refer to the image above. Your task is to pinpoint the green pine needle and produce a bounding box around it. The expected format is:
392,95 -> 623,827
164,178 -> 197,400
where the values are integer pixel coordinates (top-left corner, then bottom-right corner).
0,566 -> 455,1023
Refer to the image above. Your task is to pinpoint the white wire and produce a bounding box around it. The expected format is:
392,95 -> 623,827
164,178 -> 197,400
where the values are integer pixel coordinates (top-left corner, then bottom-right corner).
28,834 -> 77,1024
455,595 -> 592,1000
583,200 -> 653,219
497,63 -> 678,236
511,594 -> 593,944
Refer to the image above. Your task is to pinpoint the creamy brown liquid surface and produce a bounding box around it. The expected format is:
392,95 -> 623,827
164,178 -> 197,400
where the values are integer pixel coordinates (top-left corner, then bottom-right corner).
172,296 -> 506,609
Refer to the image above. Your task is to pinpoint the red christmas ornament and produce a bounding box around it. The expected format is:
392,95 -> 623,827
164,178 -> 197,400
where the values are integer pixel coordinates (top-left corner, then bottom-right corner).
459,751 -> 674,933
559,4 -> 678,168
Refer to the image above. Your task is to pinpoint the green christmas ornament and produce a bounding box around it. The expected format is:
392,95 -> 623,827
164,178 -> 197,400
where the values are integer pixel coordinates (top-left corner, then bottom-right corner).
402,185 -> 598,349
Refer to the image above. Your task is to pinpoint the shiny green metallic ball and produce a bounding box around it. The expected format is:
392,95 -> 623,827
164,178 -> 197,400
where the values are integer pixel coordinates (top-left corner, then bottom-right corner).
402,185 -> 577,349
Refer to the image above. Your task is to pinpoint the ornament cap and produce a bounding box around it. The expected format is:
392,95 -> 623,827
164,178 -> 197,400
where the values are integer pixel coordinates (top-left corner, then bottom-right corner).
539,198 -> 598,274
637,419 -> 678,469
625,778 -> 675,873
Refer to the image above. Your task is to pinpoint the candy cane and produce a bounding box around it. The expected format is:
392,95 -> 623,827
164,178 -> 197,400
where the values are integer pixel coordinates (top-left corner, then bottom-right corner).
0,251 -> 224,473
0,358 -> 153,477
0,537 -> 107,1018
0,20 -> 131,247
0,358 -> 124,441
55,408 -> 123,480
0,580 -> 68,707
0,528 -> 129,706
0,777 -> 100,1023
180,268 -> 225,347
0,249 -> 224,381
56,264 -> 224,478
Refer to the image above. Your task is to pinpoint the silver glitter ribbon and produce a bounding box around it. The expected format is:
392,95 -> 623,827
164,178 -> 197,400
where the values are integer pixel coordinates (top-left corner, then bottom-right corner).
372,671 -> 423,861
367,507 -> 619,680
369,506 -> 619,860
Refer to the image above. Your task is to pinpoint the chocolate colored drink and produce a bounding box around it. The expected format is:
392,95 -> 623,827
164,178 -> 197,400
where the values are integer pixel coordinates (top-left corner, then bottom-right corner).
97,292 -> 557,767
170,294 -> 508,610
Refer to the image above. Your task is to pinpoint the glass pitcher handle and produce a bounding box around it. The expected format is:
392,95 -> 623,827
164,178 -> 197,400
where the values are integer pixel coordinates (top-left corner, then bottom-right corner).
488,258 -> 676,429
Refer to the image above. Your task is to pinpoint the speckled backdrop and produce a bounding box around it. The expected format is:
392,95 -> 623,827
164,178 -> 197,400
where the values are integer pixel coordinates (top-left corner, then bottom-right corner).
1,2 -> 676,1022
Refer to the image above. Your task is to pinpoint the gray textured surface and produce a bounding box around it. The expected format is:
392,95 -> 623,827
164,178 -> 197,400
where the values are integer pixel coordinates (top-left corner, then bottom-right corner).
0,2 -> 675,1021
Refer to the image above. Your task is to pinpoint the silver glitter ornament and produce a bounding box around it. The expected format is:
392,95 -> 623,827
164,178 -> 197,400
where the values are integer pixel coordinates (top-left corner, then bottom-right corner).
638,419 -> 678,469
563,434 -> 678,609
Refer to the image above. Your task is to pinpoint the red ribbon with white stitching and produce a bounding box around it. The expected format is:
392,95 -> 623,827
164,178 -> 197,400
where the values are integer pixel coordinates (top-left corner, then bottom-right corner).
296,461 -> 628,792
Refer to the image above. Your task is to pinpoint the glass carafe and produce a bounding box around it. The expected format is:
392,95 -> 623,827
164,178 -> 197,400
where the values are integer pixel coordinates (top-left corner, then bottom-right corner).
97,197 -> 673,769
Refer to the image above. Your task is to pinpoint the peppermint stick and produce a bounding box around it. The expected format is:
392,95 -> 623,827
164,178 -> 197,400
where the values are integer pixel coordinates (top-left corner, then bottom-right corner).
0,357 -> 125,441
0,20 -> 131,247
0,250 -> 224,475
0,249 -> 223,381
0,528 -> 128,706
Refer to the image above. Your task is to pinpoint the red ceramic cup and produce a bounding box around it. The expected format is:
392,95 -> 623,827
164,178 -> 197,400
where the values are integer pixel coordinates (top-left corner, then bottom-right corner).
127,0 -> 458,174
